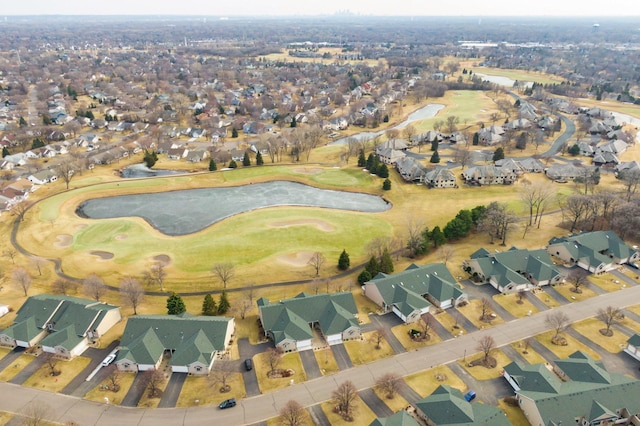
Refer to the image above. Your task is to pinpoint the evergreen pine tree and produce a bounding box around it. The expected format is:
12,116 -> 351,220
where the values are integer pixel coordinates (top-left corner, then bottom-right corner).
19,116 -> 27,127
472,132 -> 479,146
430,150 -> 440,163
167,292 -> 186,315
430,226 -> 446,247
379,248 -> 394,274
493,147 -> 505,162
377,163 -> 389,178
231,128 -> 238,138
209,158 -> 217,171
366,153 -> 376,171
338,249 -> 350,271
218,291 -> 230,314
2,146 -> 9,158
516,132 -> 527,150
431,139 -> 439,152
357,150 -> 366,167
357,270 -> 372,285
202,294 -> 217,316
229,159 -> 238,169
290,116 -> 297,128
256,151 -> 264,165
365,256 -> 380,276
242,151 -> 251,166
568,144 -> 581,156
382,178 -> 391,190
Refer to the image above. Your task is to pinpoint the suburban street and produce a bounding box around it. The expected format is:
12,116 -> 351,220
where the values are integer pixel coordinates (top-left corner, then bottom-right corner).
2,283 -> 640,425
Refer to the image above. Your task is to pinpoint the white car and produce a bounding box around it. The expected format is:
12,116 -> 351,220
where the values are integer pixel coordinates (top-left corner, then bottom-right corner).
101,353 -> 116,367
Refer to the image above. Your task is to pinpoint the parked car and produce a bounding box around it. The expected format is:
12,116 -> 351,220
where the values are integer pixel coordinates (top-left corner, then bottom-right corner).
464,390 -> 476,402
244,358 -> 253,371
628,262 -> 639,270
101,353 -> 116,367
219,398 -> 236,409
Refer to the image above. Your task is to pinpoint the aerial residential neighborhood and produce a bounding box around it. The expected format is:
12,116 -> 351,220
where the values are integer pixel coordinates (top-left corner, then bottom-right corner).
2,6 -> 640,426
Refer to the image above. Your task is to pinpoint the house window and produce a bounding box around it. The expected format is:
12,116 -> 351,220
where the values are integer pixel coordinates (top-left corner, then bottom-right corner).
195,366 -> 202,372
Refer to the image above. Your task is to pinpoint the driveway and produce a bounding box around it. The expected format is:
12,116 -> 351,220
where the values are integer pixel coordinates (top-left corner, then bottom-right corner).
0,347 -> 25,373
543,285 -> 571,304
368,313 -> 406,354
120,372 -> 148,407
307,404 -> 331,426
9,354 -> 45,385
358,388 -> 393,417
61,341 -> 120,397
158,372 -> 186,408
237,338 -> 270,397
331,343 -> 353,370
298,350 -> 321,380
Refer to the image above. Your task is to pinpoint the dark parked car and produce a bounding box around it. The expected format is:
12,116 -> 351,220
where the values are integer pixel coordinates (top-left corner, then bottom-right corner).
244,358 -> 253,371
628,262 -> 639,270
219,398 -> 236,409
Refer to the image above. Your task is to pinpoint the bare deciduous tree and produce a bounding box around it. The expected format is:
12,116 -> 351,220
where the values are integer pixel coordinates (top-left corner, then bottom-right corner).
279,400 -> 307,426
141,369 -> 165,398
546,311 -> 570,345
52,278 -> 77,296
143,262 -> 166,292
476,335 -> 496,364
520,182 -> 553,227
209,360 -> 235,392
106,365 -> 122,392
438,245 -> 455,266
418,314 -> 433,340
597,306 -> 623,337
83,273 -> 106,301
20,401 -> 52,426
234,298 -> 252,320
332,380 -> 358,421
307,252 -> 326,277
212,263 -> 235,288
567,269 -> 589,294
480,297 -> 494,322
120,277 -> 145,315
373,327 -> 386,350
55,157 -> 77,190
375,372 -> 401,399
42,353 -> 61,376
10,202 -> 30,222
267,347 -> 284,375
3,248 -> 17,264
12,267 -> 32,296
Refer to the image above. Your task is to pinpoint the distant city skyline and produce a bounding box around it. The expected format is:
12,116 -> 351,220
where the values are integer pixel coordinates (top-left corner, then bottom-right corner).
4,0 -> 640,17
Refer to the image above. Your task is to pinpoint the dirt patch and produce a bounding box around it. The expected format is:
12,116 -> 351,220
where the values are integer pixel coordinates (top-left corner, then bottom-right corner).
90,251 -> 114,260
115,234 -> 128,240
54,234 -> 72,247
152,254 -> 171,266
270,219 -> 335,232
293,168 -> 323,175
276,251 -> 315,267
75,224 -> 87,230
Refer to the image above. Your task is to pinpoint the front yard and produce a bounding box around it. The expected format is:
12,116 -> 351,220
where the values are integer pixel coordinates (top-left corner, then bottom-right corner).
23,356 -> 91,393
176,373 -> 246,408
535,330 -> 601,360
403,365 -> 466,398
254,351 -> 306,394
344,331 -> 395,365
493,292 -> 540,318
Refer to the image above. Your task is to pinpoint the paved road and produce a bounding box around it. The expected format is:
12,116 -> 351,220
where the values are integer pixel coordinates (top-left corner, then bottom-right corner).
3,285 -> 640,425
541,112 -> 576,157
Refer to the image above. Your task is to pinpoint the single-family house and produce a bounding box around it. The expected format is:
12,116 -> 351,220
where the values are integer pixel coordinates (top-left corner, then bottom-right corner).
0,295 -> 121,358
116,313 -> 235,375
464,247 -> 564,293
395,156 -> 426,182
546,230 -> 640,273
257,292 -> 360,352
414,385 -> 511,426
518,158 -> 545,173
615,161 -> 640,176
625,334 -> 640,362
167,147 -> 189,160
363,263 -> 467,323
27,170 -> 58,185
477,126 -> 504,145
494,158 -> 525,175
376,147 -> 406,165
186,150 -> 208,162
503,351 -> 640,426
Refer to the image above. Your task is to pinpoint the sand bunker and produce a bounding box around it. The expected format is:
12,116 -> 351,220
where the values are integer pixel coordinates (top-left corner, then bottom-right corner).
152,254 -> 171,266
276,251 -> 316,268
90,251 -> 114,260
270,219 -> 335,232
115,234 -> 128,240
54,234 -> 72,247
293,168 -> 323,175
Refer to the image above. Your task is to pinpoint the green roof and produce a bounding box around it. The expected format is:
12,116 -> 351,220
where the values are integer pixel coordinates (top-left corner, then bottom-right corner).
117,315 -> 233,367
259,292 -> 359,346
366,263 -> 464,310
1,294 -> 119,350
369,410 -> 420,426
628,333 -> 640,347
549,231 -> 638,267
415,385 -> 511,426
512,351 -> 640,425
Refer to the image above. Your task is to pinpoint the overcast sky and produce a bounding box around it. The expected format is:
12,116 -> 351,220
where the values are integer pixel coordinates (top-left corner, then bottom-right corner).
4,0 -> 640,17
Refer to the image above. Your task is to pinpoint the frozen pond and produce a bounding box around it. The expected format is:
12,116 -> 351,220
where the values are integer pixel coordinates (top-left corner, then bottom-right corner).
76,180 -> 391,236
120,163 -> 184,178
330,103 -> 444,145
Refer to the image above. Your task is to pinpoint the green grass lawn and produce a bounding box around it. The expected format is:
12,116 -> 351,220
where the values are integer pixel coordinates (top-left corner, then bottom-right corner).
510,342 -> 548,365
314,347 -> 340,375
320,396 -> 376,426
391,323 -> 442,351
175,373 -> 246,407
403,365 -> 466,398
0,354 -> 35,382
23,356 -> 91,393
535,330 -> 601,360
254,351 -> 306,394
473,67 -> 564,85
572,318 -> 629,354
458,349 -> 511,381
457,299 -> 505,330
344,332 -> 395,365
493,293 -> 539,318
84,372 -> 136,405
